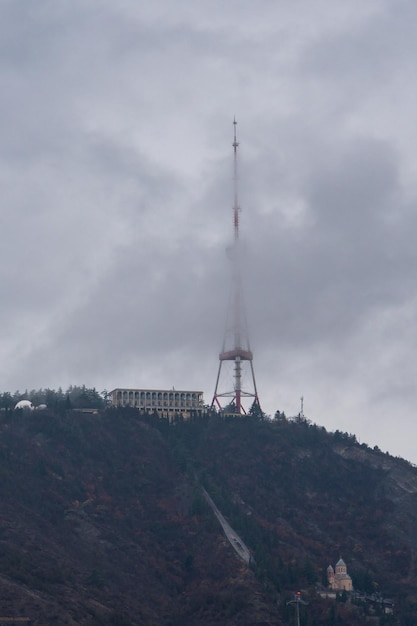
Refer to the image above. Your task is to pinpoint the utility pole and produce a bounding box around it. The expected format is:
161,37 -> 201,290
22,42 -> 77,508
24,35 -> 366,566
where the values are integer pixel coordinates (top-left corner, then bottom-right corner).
287,591 -> 308,626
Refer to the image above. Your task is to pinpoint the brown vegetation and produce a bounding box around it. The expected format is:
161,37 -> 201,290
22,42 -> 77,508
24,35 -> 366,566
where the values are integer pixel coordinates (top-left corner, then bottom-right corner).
0,405 -> 416,623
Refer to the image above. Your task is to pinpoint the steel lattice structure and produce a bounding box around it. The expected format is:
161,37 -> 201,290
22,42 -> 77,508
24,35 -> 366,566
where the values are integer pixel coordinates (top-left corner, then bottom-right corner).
211,120 -> 260,415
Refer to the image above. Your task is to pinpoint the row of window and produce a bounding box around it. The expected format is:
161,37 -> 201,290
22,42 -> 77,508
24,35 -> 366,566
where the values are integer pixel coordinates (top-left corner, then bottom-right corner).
118,400 -> 200,408
111,389 -> 203,408
117,402 -> 205,413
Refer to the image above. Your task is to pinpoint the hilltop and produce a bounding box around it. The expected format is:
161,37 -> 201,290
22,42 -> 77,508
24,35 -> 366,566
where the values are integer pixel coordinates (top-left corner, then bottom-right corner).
0,405 -> 416,624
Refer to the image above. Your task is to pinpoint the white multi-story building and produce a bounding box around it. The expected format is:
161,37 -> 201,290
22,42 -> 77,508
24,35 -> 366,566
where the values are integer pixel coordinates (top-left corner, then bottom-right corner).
108,388 -> 205,419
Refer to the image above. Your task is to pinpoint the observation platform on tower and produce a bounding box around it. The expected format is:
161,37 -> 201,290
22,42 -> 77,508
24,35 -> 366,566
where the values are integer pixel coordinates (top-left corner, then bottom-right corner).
219,348 -> 253,361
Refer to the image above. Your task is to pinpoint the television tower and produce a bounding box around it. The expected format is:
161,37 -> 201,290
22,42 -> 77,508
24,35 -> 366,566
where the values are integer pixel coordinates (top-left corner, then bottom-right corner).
211,119 -> 260,415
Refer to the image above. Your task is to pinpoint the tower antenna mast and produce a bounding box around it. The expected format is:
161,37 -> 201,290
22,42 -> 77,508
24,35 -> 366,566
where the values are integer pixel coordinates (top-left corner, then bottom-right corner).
211,119 -> 260,415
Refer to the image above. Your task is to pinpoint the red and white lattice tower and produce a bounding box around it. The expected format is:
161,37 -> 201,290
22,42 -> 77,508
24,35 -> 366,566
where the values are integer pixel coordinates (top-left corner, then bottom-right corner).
211,119 -> 260,415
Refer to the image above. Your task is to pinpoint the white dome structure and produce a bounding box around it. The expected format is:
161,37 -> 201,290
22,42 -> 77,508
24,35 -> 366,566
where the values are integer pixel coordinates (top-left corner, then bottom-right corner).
14,400 -> 34,411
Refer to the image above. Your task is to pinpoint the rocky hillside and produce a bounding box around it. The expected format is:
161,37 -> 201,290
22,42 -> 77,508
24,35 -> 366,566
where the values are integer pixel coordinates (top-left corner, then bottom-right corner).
0,407 -> 417,624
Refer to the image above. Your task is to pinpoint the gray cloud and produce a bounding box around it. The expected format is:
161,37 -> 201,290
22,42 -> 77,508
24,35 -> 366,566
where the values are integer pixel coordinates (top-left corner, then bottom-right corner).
2,0 -> 417,461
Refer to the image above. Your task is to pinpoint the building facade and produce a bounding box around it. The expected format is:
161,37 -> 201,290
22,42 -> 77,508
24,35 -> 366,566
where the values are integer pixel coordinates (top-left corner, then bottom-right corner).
108,388 -> 205,419
327,558 -> 353,592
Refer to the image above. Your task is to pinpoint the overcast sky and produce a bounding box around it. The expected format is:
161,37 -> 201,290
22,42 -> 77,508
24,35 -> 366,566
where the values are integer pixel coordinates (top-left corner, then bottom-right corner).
3,0 -> 417,461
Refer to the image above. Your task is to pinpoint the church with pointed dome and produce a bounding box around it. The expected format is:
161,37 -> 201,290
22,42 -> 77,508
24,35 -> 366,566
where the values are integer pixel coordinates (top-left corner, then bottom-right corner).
327,558 -> 353,591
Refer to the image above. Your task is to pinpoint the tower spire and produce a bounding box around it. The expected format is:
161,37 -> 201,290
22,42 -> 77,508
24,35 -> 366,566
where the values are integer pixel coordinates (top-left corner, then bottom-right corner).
211,120 -> 260,415
233,116 -> 239,243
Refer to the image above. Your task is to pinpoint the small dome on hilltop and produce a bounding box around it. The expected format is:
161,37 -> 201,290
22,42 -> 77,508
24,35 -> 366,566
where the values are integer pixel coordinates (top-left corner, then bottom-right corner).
14,400 -> 34,411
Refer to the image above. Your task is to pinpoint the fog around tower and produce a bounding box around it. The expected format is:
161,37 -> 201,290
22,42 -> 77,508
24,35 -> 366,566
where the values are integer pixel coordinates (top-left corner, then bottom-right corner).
2,1 -> 417,461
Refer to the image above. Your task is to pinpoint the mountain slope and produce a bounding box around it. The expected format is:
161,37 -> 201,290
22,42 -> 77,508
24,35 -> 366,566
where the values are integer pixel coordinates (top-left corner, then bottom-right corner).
170,414 -> 417,623
2,407 -> 417,623
0,409 -> 280,625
